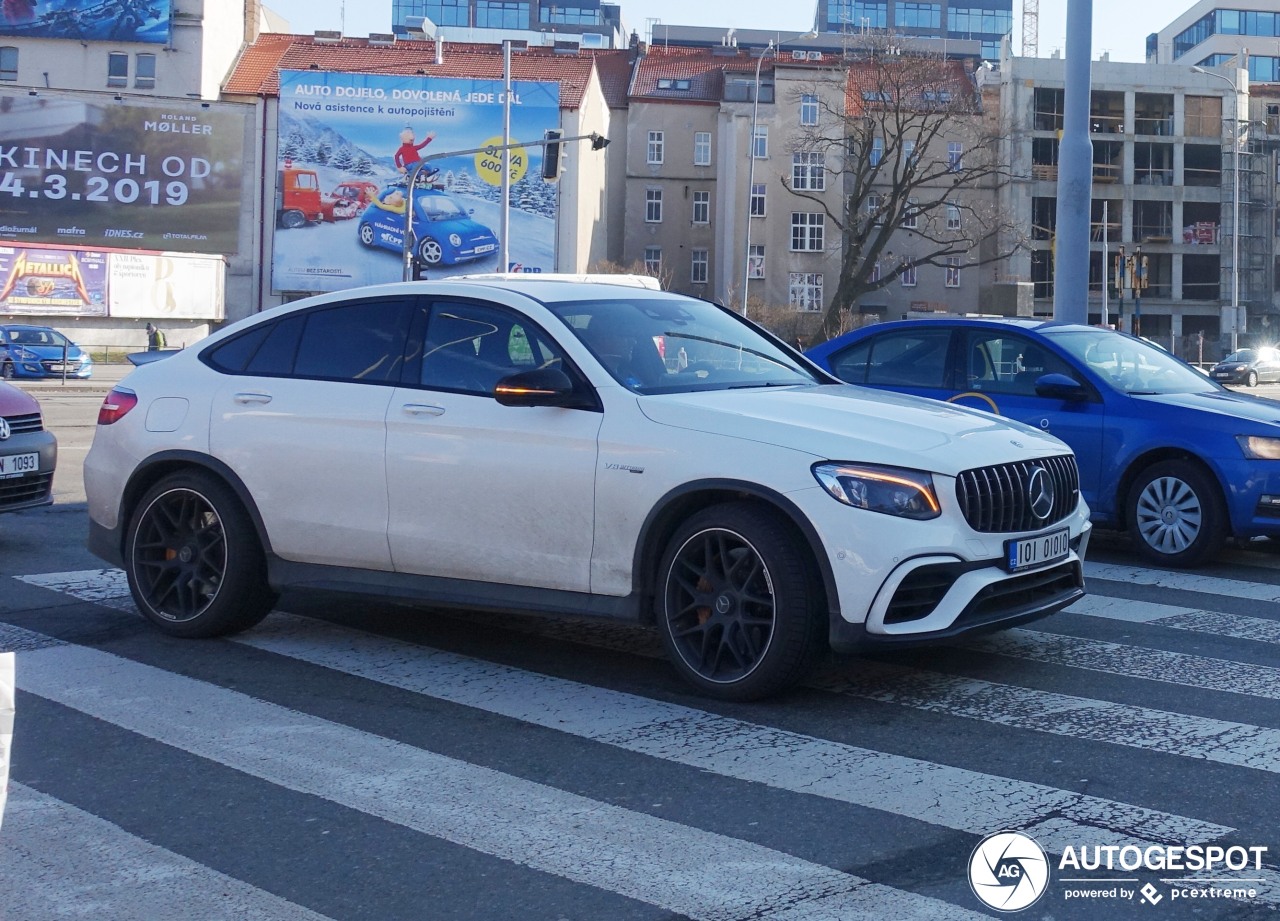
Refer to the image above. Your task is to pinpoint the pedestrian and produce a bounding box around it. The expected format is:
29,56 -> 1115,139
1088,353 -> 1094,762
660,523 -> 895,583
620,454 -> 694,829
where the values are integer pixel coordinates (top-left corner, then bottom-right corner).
146,323 -> 166,351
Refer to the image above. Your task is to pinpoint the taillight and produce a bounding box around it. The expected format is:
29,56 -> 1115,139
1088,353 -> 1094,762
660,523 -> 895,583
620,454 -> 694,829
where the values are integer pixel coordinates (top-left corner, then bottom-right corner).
98,387 -> 138,425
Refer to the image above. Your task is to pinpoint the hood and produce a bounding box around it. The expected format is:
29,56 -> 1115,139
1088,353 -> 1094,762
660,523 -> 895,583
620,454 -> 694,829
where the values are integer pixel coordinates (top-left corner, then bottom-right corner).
0,381 -> 38,413
15,343 -> 84,359
638,384 -> 1072,476
1136,389 -> 1280,428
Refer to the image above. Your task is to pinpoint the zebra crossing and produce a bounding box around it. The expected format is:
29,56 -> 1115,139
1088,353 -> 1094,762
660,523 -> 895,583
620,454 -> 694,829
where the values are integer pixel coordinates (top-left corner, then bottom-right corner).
2,558 -> 1278,919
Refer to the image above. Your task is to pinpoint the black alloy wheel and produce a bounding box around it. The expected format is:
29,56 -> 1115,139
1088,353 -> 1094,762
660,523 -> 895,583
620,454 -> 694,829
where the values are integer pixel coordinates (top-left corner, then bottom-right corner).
125,471 -> 276,638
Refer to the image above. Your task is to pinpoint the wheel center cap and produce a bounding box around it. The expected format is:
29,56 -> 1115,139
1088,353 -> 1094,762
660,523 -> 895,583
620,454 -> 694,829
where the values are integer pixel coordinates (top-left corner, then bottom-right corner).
714,594 -> 734,615
179,546 -> 195,563
1162,507 -> 1178,524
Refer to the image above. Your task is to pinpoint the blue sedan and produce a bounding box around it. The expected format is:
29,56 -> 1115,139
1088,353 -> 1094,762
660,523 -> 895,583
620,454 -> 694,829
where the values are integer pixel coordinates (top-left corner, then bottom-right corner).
356,186 -> 499,267
0,324 -> 94,380
807,317 -> 1280,567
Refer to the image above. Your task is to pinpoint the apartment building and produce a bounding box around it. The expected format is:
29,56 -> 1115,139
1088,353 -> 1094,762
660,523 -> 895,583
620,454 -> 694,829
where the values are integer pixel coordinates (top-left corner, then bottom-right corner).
982,52 -> 1276,351
1147,0 -> 1280,82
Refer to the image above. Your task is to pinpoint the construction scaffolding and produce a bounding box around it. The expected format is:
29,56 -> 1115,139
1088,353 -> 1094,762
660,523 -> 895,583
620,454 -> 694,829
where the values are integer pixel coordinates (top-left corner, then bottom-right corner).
1221,122 -> 1276,330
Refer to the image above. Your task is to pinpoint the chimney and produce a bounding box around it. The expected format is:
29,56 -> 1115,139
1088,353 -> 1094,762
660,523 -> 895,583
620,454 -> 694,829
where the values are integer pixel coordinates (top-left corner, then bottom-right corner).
435,34 -> 445,65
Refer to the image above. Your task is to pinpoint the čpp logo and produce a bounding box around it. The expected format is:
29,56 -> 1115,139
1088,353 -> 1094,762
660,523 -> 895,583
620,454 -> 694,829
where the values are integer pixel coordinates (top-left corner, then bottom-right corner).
968,831 -> 1050,912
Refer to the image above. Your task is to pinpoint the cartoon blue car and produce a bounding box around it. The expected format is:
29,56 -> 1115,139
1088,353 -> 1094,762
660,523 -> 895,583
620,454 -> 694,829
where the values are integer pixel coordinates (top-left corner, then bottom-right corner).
357,186 -> 499,267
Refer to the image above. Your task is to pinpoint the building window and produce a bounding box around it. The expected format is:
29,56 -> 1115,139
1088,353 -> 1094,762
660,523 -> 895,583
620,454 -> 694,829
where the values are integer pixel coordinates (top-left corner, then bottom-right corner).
424,0 -> 469,27
902,198 -> 919,230
107,52 -> 128,88
946,203 -> 962,230
748,244 -> 765,279
644,246 -> 662,274
789,273 -> 823,311
0,46 -> 16,82
901,264 -> 918,287
540,3 -> 603,23
828,1 -> 887,29
647,130 -> 664,165
694,131 -> 712,166
945,257 -> 961,287
691,249 -> 709,284
870,137 -> 883,166
475,0 -> 529,29
692,190 -> 710,224
791,152 -> 825,191
866,193 -> 883,223
800,93 -> 819,126
896,2 -> 941,29
752,124 -> 768,159
870,260 -> 882,282
790,212 -> 825,251
750,183 -> 766,217
948,141 -> 963,171
903,139 -> 917,166
645,188 -> 663,222
135,53 -> 156,89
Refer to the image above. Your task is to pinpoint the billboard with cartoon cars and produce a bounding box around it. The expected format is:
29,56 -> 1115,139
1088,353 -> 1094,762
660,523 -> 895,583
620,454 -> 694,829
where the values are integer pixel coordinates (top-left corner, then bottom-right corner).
358,186 -> 498,267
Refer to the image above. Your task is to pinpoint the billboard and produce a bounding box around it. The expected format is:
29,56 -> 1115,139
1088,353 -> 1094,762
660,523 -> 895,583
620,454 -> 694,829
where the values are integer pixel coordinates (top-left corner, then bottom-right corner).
0,241 -> 224,319
0,0 -> 171,43
272,70 -> 561,293
0,91 -> 249,255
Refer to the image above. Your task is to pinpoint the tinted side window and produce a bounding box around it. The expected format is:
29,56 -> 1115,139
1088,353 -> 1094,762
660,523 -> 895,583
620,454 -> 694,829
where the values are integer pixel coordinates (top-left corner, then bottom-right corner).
419,301 -> 569,396
293,299 -> 412,383
828,340 -> 873,384
865,330 -> 951,388
246,315 -> 304,375
205,323 -> 272,373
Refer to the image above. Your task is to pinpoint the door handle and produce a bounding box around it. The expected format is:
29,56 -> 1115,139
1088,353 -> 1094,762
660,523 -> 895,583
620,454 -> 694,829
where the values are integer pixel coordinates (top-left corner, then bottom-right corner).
233,392 -> 272,404
402,403 -> 445,416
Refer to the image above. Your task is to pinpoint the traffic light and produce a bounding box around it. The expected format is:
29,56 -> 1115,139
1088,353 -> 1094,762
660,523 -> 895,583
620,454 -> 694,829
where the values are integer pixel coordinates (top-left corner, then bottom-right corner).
411,256 -> 429,280
542,129 -> 565,181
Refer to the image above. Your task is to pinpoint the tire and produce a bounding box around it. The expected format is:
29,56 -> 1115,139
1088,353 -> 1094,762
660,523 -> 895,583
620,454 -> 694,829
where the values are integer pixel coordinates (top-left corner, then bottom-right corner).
418,237 -> 444,266
1126,460 -> 1227,567
1247,370 -> 1258,387
1,362 -> 12,380
358,222 -> 375,247
279,209 -> 306,230
124,471 -> 277,638
655,502 -> 826,700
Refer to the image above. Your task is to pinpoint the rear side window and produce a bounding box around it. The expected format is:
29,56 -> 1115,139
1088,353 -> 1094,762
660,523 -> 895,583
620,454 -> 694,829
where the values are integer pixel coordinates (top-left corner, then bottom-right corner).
860,330 -> 951,388
204,324 -> 272,373
294,300 -> 412,383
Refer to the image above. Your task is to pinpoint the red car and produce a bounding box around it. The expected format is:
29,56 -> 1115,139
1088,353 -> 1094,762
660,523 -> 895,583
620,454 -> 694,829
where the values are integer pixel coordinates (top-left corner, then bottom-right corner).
0,380 -> 56,513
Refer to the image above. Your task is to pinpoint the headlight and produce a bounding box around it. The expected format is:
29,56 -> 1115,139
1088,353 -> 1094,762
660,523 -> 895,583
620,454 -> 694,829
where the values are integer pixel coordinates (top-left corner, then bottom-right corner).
14,347 -> 37,360
812,462 -> 941,519
1238,435 -> 1280,460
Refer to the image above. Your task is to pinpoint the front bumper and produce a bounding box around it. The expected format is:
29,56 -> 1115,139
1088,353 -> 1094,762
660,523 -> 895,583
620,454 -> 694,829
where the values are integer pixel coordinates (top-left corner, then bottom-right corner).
0,430 -> 56,513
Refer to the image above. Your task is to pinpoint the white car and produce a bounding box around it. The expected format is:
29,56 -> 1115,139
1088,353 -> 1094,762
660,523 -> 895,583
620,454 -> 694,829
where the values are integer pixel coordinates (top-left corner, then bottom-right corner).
85,277 -> 1091,699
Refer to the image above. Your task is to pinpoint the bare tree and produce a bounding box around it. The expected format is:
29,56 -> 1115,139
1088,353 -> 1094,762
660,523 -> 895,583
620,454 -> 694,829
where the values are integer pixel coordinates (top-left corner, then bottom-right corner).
782,35 -> 1025,336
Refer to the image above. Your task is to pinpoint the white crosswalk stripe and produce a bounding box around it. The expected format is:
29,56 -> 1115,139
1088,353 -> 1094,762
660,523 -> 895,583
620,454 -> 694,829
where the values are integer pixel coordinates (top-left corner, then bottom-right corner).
6,564 -> 1279,918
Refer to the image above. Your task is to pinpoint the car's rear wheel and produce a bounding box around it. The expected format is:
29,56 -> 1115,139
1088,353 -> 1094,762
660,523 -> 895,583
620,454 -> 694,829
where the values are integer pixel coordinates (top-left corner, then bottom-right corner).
1126,460 -> 1227,567
358,222 -> 375,247
1,361 -> 12,380
418,237 -> 444,266
125,471 -> 276,638
656,502 -> 825,700
278,209 -> 306,230
1247,370 -> 1258,387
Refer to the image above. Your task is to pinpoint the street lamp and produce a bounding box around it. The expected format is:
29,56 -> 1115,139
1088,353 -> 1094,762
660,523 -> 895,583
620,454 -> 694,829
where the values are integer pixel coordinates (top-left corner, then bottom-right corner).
1191,64 -> 1244,351
741,30 -> 818,315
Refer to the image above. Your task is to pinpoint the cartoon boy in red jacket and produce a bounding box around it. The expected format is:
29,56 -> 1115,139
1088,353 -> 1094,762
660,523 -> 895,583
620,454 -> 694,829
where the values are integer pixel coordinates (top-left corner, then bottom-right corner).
395,126 -> 436,175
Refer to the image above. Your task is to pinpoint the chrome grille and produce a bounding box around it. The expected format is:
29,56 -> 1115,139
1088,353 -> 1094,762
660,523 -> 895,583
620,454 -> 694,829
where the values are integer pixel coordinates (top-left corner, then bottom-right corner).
1,412 -> 43,434
955,455 -> 1079,533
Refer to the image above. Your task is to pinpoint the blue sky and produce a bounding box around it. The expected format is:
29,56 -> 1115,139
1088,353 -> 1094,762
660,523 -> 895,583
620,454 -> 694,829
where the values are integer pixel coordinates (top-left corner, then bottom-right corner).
263,0 -> 1174,65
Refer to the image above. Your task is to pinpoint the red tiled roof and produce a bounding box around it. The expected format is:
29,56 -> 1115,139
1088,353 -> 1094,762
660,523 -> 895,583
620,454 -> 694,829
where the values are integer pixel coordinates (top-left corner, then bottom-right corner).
845,58 -> 978,117
223,35 -> 630,110
629,44 -> 841,104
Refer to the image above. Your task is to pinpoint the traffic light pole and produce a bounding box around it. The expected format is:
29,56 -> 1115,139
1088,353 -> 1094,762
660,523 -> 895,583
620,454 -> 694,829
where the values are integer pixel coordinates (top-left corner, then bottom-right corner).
400,131 -> 609,281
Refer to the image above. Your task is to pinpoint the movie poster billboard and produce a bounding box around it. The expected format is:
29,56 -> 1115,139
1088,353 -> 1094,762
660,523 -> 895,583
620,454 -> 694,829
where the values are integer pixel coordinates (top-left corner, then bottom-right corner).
0,90 -> 249,255
272,70 -> 561,294
0,241 -> 225,318
0,0 -> 171,43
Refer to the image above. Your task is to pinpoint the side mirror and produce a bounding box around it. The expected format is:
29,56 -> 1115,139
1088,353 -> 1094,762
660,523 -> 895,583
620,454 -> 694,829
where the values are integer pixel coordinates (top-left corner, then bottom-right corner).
1034,372 -> 1087,401
495,367 -> 582,407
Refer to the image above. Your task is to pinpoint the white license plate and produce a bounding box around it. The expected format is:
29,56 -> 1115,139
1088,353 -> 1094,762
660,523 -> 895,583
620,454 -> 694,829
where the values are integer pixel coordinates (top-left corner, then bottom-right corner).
47,364 -> 67,372
0,452 -> 39,479
473,243 -> 496,254
1005,527 -> 1070,572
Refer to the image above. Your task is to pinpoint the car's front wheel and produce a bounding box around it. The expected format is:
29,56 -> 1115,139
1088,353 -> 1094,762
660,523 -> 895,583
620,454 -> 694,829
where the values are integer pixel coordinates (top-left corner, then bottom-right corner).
418,237 -> 444,266
125,471 -> 277,638
656,502 -> 825,700
1126,460 -> 1227,567
358,222 -> 375,247
0,361 -> 12,380
1248,370 -> 1259,387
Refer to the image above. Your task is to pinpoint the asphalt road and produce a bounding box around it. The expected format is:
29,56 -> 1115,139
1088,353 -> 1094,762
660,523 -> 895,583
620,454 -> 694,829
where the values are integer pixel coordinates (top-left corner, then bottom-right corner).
1,372 -> 1278,920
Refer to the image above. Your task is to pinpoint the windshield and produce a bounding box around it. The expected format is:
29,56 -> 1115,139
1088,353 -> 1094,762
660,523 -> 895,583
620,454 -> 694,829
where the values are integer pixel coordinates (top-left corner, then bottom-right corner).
420,196 -> 469,221
1047,329 -> 1215,395
6,328 -> 68,347
548,296 -> 822,394
1223,349 -> 1256,362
